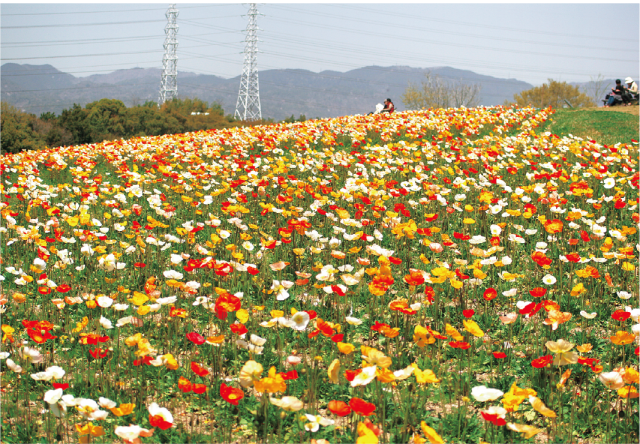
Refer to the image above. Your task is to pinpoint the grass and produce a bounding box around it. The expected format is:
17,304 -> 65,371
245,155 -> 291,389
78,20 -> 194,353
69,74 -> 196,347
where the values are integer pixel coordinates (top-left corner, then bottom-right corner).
540,107 -> 639,146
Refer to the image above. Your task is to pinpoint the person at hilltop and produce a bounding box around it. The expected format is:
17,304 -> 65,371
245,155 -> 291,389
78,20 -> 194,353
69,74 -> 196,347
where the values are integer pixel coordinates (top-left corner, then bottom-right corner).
380,98 -> 395,114
604,79 -> 627,107
624,77 -> 638,105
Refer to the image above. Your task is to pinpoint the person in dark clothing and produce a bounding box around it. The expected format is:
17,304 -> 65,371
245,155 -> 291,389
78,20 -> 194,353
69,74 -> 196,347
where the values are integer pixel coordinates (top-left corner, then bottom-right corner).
381,98 -> 395,113
605,79 -> 626,107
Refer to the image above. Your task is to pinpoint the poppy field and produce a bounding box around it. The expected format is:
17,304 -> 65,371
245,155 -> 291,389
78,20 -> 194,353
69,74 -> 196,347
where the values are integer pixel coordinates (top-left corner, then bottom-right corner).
0,105 -> 638,444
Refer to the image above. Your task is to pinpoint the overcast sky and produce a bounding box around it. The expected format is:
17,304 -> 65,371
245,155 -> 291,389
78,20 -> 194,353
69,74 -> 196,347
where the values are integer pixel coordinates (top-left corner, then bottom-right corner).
2,2 -> 639,87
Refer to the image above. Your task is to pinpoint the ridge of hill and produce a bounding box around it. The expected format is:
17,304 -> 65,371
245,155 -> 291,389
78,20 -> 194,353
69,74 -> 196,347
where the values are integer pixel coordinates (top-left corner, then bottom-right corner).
1,63 -> 535,120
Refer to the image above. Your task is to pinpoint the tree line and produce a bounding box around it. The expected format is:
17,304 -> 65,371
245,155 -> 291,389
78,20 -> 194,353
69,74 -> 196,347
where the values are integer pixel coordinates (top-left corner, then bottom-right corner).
402,74 -> 596,110
0,98 -> 268,154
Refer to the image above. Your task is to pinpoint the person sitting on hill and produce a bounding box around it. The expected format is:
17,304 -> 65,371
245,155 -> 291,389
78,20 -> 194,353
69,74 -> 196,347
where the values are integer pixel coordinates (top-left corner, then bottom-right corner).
605,79 -> 626,107
624,77 -> 638,105
380,98 -> 395,114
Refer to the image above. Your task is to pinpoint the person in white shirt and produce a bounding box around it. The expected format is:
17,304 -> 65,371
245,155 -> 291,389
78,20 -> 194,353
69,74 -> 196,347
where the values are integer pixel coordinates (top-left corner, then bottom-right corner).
624,77 -> 638,105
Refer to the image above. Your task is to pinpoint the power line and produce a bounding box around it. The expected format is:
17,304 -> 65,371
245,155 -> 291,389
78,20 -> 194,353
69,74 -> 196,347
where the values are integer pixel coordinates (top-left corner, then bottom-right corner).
261,14 -> 635,65
1,4 -> 232,16
0,30 -> 240,46
1,19 -> 165,29
0,43 -> 223,62
332,4 -> 639,44
178,25 -> 630,82
3,36 -> 161,48
2,50 -> 165,61
265,4 -> 636,55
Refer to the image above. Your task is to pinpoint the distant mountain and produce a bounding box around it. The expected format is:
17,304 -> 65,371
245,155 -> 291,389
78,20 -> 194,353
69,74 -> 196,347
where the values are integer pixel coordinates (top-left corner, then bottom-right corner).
2,63 -> 534,121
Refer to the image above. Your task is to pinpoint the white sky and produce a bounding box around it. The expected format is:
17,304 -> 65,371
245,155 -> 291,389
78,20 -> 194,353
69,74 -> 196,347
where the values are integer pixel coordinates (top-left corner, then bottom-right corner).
2,2 -> 639,86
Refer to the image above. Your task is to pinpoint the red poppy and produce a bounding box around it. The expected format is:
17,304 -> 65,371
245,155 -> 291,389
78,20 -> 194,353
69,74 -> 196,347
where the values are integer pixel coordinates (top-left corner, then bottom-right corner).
133,356 -> 154,366
247,266 -> 260,275
316,319 -> 335,337
344,369 -> 362,382
306,310 -> 317,319
280,370 -> 298,380
519,302 -> 543,317
79,334 -> 109,345
186,332 -> 206,345
89,348 -> 108,359
27,328 -> 56,344
149,415 -> 173,430
565,253 -> 581,263
409,270 -> 430,287
331,333 -> 344,343
389,256 -> 402,265
192,384 -> 207,394
178,376 -> 192,393
529,288 -> 546,298
611,310 -> 631,322
449,341 -> 471,350
56,284 -> 71,293
38,287 -> 51,295
191,361 -> 210,377
371,321 -> 392,333
462,309 -> 475,318
134,262 -> 146,268
215,307 -> 228,320
349,398 -> 376,416
615,199 -> 626,209
220,383 -> 244,405
328,400 -> 352,417
531,355 -> 553,368
579,230 -> 591,242
483,288 -> 497,301
481,412 -> 506,426
455,268 -> 470,280
215,293 -> 242,313
531,251 -> 552,267
230,323 -> 248,336
492,352 -> 507,359
52,383 -> 69,390
578,357 -> 600,371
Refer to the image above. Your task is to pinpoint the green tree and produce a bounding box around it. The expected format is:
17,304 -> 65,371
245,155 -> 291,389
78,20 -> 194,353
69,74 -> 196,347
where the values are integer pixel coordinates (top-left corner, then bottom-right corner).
509,79 -> 595,109
39,111 -> 57,122
59,104 -> 91,145
0,102 -> 46,154
85,98 -> 127,142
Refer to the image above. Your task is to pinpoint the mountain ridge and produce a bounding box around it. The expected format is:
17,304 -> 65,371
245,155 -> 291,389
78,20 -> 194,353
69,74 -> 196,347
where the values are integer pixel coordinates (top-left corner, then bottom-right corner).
1,63 -> 600,120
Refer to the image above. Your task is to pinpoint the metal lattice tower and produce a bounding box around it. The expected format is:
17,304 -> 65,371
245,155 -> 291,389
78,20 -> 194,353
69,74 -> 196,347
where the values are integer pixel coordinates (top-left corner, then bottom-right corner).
159,4 -> 179,105
235,4 -> 262,121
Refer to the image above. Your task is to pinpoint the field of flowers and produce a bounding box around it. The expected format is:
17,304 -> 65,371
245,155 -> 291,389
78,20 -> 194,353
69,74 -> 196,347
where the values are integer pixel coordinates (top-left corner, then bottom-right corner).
0,105 -> 638,444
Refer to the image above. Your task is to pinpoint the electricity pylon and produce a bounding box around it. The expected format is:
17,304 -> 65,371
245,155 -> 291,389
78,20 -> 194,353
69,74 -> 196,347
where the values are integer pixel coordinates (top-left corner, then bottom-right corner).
235,4 -> 262,121
159,4 -> 179,105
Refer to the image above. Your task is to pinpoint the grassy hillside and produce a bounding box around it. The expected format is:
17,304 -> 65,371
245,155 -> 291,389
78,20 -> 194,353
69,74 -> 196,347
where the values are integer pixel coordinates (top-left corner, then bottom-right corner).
541,106 -> 639,146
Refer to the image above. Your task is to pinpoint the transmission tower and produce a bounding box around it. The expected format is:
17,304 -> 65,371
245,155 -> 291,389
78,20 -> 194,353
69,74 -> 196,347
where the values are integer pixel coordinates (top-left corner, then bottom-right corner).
159,4 -> 179,105
235,4 -> 262,121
